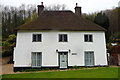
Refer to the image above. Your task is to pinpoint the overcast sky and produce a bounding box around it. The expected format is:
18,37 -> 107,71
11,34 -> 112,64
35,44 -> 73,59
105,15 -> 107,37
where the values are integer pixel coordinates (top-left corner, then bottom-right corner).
0,0 -> 120,13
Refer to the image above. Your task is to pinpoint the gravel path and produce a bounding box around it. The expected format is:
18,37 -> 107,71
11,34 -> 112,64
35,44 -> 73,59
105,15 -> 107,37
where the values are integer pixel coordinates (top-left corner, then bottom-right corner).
1,56 -> 14,75
2,64 -> 14,75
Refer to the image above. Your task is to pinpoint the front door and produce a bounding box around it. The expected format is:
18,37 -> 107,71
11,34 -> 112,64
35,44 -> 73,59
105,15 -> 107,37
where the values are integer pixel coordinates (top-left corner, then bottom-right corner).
59,52 -> 68,69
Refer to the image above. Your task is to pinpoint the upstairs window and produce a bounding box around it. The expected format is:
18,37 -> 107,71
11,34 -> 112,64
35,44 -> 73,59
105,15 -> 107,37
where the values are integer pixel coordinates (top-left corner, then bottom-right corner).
33,34 -> 42,42
59,34 -> 68,42
84,34 -> 93,42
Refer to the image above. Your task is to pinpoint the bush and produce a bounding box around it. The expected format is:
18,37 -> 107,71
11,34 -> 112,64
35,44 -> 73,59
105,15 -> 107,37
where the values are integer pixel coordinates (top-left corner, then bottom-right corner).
53,68 -> 58,70
2,49 -> 13,57
20,69 -> 41,72
109,32 -> 120,43
44,68 -> 50,71
72,65 -> 79,69
79,67 -> 84,69
2,34 -> 16,57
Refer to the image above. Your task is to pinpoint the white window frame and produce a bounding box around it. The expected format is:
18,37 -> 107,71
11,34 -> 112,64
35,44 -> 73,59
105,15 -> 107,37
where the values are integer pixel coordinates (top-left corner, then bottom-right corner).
32,34 -> 42,42
59,34 -> 68,42
84,51 -> 94,66
84,34 -> 93,42
31,52 -> 42,67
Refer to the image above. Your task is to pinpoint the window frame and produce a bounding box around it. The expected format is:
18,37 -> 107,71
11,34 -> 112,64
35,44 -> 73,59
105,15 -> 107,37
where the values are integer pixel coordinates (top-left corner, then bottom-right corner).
84,51 -> 94,66
32,34 -> 42,42
84,34 -> 93,42
31,52 -> 42,67
59,34 -> 68,42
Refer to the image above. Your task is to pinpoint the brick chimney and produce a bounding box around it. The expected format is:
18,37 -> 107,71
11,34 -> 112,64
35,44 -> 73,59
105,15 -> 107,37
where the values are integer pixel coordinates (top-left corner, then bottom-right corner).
75,3 -> 82,16
37,2 -> 44,16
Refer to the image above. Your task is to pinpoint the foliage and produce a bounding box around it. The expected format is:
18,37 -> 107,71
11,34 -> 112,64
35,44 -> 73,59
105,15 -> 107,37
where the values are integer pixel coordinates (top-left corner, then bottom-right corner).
94,12 -> 110,42
94,12 -> 109,30
2,34 -> 16,57
109,32 -> 120,43
19,68 -> 59,72
25,12 -> 38,24
83,7 -> 120,43
1,4 -> 37,38
72,65 -> 79,69
20,69 -> 41,72
1,4 -> 67,39
44,4 -> 67,11
82,13 -> 95,22
105,7 -> 120,35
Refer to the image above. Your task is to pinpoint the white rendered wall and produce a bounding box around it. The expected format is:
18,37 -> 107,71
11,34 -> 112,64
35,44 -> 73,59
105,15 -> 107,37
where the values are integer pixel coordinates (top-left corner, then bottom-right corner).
14,30 -> 108,67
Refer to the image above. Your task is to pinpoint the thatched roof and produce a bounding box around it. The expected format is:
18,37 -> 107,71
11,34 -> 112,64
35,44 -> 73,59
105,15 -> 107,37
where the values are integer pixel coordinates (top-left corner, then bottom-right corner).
16,10 -> 106,31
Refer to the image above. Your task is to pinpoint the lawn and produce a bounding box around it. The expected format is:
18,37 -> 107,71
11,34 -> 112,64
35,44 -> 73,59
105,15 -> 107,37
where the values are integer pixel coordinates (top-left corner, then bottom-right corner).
2,67 -> 118,78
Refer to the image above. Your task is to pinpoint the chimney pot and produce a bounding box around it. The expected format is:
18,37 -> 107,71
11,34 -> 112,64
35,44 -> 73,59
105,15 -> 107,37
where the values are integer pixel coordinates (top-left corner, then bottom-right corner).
41,2 -> 43,5
76,3 -> 78,7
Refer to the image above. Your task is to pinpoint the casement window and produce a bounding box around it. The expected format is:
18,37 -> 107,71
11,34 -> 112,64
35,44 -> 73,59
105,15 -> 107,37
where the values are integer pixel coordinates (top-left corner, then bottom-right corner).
31,52 -> 42,67
59,34 -> 68,42
33,34 -> 42,42
85,51 -> 94,66
84,34 -> 93,42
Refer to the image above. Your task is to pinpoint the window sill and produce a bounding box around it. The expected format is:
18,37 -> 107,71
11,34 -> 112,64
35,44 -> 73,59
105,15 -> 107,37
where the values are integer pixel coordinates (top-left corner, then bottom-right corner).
32,41 -> 42,42
31,66 -> 42,68
85,41 -> 93,42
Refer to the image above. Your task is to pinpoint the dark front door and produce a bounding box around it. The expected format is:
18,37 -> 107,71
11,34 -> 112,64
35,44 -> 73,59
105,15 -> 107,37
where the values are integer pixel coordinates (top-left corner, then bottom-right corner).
59,52 -> 68,69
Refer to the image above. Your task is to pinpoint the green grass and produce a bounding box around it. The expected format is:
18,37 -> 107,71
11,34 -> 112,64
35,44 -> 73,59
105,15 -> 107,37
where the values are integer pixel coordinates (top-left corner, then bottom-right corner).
2,67 -> 118,78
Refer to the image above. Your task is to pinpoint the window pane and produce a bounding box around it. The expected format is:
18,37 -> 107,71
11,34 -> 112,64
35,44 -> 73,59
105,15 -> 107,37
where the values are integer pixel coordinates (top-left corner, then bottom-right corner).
85,51 -> 94,66
32,59 -> 36,66
32,53 -> 36,59
64,35 -> 67,42
59,35 -> 62,42
37,59 -> 41,66
33,34 -> 37,41
59,34 -> 67,42
37,53 -> 42,66
37,34 -> 41,42
32,53 -> 36,66
84,35 -> 88,42
37,53 -> 41,61
89,35 -> 93,42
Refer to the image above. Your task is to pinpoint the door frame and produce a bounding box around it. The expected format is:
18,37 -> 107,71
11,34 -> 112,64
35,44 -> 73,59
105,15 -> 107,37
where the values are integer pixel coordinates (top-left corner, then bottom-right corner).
58,52 -> 68,69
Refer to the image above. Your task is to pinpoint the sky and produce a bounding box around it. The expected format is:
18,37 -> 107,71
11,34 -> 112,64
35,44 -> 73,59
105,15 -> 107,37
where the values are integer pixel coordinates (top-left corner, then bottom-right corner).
0,0 -> 120,13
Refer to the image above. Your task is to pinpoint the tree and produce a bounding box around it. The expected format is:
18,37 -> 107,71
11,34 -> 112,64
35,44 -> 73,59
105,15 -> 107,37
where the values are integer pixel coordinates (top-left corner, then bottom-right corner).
1,4 -> 37,38
82,13 -> 95,22
94,12 -> 110,42
44,4 -> 67,11
94,12 -> 109,30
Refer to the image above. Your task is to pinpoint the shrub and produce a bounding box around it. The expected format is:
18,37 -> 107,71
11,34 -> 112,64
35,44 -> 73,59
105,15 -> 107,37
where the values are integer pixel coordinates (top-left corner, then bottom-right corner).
72,65 -> 78,69
2,49 -> 13,57
2,34 -> 16,57
44,68 -> 50,71
109,32 -> 120,43
54,68 -> 58,70
20,69 -> 41,72
79,67 -> 84,69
